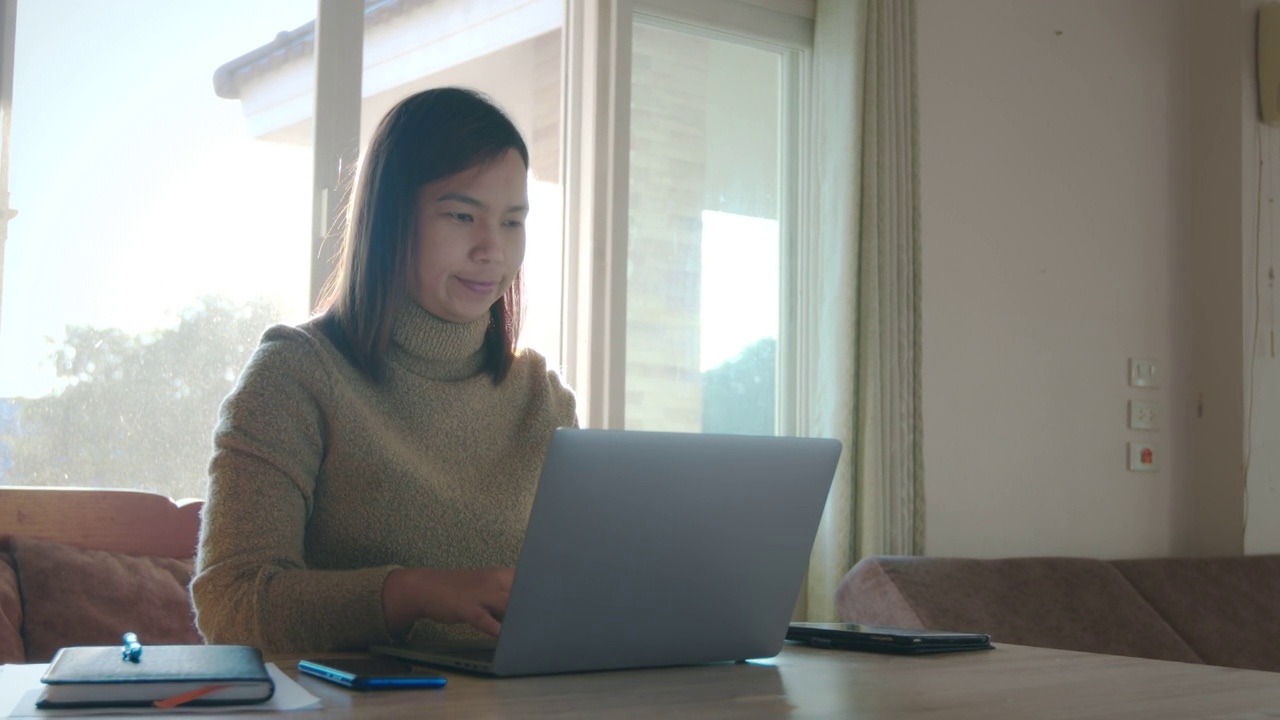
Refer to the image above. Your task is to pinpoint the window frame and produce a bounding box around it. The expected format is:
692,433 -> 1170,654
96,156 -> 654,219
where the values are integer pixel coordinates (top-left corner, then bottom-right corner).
310,0 -> 364,309
560,0 -> 633,430
0,0 -> 14,338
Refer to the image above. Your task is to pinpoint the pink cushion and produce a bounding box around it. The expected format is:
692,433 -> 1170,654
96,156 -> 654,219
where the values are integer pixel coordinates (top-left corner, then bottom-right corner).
0,544 -> 22,663
12,536 -> 203,662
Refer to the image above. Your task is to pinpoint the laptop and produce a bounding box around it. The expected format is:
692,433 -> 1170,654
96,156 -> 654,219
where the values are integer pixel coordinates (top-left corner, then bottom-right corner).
372,427 -> 841,677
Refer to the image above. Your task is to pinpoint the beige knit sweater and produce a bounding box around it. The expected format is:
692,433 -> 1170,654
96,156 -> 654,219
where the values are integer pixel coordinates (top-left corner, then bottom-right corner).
191,302 -> 577,653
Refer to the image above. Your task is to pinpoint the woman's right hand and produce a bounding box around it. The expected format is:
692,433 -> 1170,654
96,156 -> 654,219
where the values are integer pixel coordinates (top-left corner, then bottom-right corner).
382,567 -> 515,638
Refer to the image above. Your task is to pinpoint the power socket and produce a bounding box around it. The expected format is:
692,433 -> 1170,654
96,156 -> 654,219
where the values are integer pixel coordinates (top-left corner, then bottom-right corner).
1129,400 -> 1158,430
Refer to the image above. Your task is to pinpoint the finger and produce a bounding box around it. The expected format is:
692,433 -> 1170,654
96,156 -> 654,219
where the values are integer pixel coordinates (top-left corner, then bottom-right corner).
478,599 -> 507,623
490,567 -> 516,591
466,607 -> 503,637
482,587 -> 511,618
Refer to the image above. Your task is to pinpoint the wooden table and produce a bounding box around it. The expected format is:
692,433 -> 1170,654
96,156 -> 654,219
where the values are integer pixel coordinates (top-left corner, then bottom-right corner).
250,643 -> 1280,719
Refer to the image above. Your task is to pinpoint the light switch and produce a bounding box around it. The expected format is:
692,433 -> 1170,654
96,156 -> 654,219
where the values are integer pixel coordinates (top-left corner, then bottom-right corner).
1129,358 -> 1158,388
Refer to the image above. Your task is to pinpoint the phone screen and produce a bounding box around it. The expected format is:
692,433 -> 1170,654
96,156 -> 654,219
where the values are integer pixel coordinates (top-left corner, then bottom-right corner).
298,657 -> 448,690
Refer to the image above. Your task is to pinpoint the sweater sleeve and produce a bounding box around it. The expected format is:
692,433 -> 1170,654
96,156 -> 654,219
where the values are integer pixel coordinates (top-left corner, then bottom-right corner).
546,365 -> 580,429
191,325 -> 396,653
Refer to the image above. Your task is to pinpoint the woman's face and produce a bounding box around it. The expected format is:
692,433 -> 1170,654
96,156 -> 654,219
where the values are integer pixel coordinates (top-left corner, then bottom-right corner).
410,149 -> 528,324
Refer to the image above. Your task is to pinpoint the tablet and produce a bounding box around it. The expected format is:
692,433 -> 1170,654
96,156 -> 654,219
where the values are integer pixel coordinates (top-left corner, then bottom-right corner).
786,622 -> 994,655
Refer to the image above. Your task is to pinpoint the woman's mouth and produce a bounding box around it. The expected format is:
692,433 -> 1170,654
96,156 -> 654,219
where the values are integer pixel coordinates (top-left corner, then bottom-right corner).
456,278 -> 499,295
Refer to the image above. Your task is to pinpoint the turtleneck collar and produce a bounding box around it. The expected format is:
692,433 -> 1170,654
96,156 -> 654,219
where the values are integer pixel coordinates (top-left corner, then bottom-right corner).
389,301 -> 489,381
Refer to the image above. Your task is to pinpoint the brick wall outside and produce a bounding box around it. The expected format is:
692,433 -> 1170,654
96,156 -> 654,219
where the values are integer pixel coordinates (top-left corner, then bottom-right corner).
625,25 -> 710,432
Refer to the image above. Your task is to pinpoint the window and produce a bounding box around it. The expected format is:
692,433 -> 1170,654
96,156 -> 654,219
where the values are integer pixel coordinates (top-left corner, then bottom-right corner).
561,0 -> 812,432
625,19 -> 788,434
0,0 -> 315,498
0,0 -> 813,497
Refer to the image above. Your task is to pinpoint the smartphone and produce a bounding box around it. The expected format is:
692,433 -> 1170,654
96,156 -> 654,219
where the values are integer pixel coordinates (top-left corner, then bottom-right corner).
298,657 -> 448,690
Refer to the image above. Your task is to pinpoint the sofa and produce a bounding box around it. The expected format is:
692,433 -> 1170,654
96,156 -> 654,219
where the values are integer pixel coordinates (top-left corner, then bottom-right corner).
0,488 -> 206,663
835,554 -> 1280,673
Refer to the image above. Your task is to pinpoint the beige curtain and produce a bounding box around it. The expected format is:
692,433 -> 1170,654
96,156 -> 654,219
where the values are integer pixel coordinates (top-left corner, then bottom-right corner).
803,0 -> 924,621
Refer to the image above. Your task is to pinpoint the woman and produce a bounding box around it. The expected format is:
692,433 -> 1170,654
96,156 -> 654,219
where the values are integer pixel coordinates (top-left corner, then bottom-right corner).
191,87 -> 577,653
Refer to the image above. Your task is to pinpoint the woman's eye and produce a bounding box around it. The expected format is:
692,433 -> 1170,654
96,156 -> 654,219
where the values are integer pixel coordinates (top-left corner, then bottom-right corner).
447,212 -> 474,223
503,220 -> 524,229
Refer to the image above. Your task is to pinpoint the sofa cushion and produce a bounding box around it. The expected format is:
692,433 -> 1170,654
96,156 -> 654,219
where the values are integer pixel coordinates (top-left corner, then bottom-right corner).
12,536 -> 203,662
1113,555 -> 1280,673
0,542 -> 22,663
837,556 -> 1203,663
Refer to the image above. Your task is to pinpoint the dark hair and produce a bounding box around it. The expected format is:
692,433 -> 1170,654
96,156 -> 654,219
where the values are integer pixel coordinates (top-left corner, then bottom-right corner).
317,87 -> 529,383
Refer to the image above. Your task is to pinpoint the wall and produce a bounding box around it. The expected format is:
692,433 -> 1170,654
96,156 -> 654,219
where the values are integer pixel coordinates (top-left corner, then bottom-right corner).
918,0 -> 1214,558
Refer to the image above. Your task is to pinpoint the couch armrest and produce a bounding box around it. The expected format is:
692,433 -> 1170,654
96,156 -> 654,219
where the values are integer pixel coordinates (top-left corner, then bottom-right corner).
835,555 -> 1202,664
836,556 -> 927,628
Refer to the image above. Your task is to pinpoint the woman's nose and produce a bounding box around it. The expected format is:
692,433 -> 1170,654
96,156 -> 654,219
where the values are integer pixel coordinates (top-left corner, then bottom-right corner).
471,225 -> 504,263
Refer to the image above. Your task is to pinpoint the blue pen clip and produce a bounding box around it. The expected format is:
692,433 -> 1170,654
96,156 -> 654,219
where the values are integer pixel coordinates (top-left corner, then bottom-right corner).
121,632 -> 143,663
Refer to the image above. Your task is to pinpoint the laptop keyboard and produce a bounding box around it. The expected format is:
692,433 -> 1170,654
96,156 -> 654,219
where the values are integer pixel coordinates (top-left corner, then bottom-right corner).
438,648 -> 496,662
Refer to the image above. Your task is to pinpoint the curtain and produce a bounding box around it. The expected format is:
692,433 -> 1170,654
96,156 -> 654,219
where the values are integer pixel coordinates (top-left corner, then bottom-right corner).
803,0 -> 924,622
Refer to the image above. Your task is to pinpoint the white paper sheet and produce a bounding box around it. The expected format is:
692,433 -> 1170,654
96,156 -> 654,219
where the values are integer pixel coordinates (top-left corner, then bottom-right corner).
0,663 -> 320,718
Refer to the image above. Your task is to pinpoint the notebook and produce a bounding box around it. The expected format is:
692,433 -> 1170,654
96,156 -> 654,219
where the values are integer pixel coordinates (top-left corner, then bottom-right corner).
373,427 -> 842,677
36,644 -> 274,709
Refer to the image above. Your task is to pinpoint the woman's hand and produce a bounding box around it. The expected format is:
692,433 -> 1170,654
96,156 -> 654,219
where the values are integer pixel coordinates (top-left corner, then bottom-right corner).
382,567 -> 515,638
